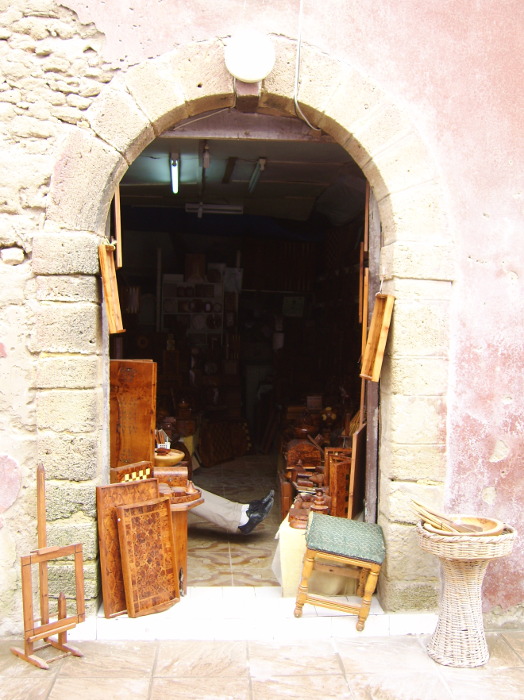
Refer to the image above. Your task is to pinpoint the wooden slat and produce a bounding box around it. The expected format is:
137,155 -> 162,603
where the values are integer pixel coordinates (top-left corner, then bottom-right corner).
96,479 -> 159,618
36,464 -> 49,625
348,423 -> 367,519
117,497 -> 180,617
360,294 -> 395,382
113,186 -> 122,269
98,243 -> 125,334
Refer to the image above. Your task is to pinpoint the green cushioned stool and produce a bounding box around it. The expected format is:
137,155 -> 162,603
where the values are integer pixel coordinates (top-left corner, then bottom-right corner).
294,512 -> 385,631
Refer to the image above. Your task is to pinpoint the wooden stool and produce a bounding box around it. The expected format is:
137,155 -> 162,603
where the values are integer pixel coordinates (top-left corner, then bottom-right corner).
294,512 -> 385,631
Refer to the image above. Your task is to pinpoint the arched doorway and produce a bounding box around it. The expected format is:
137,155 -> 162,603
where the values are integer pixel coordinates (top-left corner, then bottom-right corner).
39,36 -> 453,612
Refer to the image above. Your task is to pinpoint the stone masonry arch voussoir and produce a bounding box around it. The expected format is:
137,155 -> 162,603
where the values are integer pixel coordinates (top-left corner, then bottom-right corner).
43,36 -> 452,614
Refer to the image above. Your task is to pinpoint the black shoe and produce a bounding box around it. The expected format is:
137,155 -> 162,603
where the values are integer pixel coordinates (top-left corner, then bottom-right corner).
238,491 -> 274,535
246,490 -> 275,517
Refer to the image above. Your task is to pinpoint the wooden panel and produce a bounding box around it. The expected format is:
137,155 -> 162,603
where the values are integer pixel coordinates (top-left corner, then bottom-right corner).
98,243 -> 125,334
110,461 -> 153,484
348,423 -> 367,519
360,294 -> 395,382
110,359 -> 157,468
96,479 -> 159,618
329,456 -> 352,518
116,497 -> 180,617
324,447 -> 352,489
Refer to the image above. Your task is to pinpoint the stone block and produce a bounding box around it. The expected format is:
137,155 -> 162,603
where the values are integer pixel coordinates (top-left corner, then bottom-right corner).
86,85 -> 155,164
378,476 -> 445,524
386,298 -> 451,358
258,37 -> 296,117
353,100 -> 414,162
173,41 -> 236,117
123,54 -> 189,135
380,241 -> 455,282
381,392 -> 447,446
1,247 -> 25,265
36,388 -> 100,433
378,577 -> 438,612
379,441 -> 447,482
36,274 -> 99,302
378,180 -> 451,246
0,261 -> 31,305
384,278 -> 453,301
381,357 -> 449,396
46,482 -> 97,520
316,69 -> 385,166
47,520 -> 98,560
31,301 -> 99,353
32,231 -> 100,275
362,131 -> 437,203
46,130 -> 128,233
37,432 -> 100,482
36,355 -> 99,389
379,519 -> 439,582
47,560 -> 98,600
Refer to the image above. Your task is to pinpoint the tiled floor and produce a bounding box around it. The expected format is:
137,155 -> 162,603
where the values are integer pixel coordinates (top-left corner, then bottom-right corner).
2,627 -> 524,699
186,454 -> 281,587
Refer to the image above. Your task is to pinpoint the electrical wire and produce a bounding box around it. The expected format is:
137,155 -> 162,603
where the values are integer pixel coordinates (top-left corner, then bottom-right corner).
294,0 -> 321,132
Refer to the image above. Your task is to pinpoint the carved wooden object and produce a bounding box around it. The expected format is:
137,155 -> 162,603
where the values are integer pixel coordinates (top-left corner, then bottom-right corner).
96,479 -> 159,618
116,497 -> 180,617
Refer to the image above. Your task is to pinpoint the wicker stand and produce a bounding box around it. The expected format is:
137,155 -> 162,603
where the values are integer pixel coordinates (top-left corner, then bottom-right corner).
417,523 -> 516,667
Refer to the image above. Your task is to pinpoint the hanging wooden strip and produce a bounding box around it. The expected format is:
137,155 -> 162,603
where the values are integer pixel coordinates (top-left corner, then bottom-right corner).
96,479 -> 159,618
348,422 -> 367,519
113,186 -> 123,269
116,497 -> 180,617
98,243 -> 125,334
360,293 -> 395,382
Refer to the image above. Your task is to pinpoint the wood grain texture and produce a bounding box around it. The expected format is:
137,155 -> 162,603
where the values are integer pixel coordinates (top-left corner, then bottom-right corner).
348,423 -> 367,519
110,359 -> 157,468
360,294 -> 395,382
116,497 -> 180,617
96,479 -> 159,618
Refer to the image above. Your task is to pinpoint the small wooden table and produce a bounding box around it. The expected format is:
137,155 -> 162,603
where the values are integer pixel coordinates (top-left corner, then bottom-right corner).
171,496 -> 204,595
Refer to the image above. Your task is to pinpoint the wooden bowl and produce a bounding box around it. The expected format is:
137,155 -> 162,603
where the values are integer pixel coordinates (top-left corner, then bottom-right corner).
424,515 -> 505,537
154,449 -> 185,467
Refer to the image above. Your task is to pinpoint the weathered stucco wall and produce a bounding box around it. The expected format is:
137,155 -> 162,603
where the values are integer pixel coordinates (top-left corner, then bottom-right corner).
0,0 -> 522,634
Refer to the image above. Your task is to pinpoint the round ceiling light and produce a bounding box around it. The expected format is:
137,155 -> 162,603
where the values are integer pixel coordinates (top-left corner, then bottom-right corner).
224,29 -> 276,83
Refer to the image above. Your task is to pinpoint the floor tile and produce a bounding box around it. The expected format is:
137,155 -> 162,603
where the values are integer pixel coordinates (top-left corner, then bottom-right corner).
252,674 -> 352,699
58,640 -> 157,678
49,677 -> 151,699
155,640 -> 249,677
335,635 -> 435,673
151,676 -> 251,699
501,630 -> 524,661
347,671 -> 453,700
0,676 -> 55,700
248,640 -> 340,677
434,632 -> 524,672
440,667 -> 524,700
0,641 -> 65,677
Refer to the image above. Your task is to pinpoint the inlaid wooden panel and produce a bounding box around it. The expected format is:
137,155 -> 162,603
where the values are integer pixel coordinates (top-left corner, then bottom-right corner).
110,359 -> 157,467
116,497 -> 180,617
97,479 -> 159,618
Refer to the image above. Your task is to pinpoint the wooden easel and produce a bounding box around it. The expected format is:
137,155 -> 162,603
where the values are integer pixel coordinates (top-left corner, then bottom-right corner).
10,464 -> 85,670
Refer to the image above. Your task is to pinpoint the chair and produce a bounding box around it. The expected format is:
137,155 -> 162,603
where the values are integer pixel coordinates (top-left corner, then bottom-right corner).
294,512 -> 385,631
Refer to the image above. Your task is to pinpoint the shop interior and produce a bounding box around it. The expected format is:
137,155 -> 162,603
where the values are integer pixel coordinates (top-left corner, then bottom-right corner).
108,109 -> 372,588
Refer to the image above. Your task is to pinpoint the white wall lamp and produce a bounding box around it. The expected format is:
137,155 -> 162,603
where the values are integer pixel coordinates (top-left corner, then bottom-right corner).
170,153 -> 179,194
224,29 -> 275,83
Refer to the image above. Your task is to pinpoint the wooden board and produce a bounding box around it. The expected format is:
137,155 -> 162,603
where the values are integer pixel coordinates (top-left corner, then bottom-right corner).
348,423 -> 367,519
96,479 -> 159,618
98,243 -> 125,334
329,456 -> 352,518
116,497 -> 180,617
324,447 -> 352,489
360,294 -> 395,382
110,359 -> 157,468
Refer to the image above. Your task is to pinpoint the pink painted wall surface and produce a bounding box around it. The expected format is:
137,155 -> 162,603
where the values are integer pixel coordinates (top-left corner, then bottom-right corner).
64,0 -> 524,612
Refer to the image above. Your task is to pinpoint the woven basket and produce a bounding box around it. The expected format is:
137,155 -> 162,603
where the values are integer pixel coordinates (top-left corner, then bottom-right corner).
417,522 -> 516,560
417,521 -> 516,667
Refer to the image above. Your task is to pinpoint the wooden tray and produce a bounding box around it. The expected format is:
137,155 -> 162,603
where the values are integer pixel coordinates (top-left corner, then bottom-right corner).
97,479 -> 159,618
116,496 -> 180,617
360,294 -> 395,382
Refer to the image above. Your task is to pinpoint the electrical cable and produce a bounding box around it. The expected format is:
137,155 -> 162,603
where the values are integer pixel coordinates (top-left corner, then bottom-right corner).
294,0 -> 321,132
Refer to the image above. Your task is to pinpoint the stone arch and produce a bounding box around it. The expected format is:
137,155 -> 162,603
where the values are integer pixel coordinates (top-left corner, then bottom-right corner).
38,36 -> 453,611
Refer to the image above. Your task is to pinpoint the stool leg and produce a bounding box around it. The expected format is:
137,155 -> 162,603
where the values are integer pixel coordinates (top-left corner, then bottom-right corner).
356,568 -> 379,631
294,550 -> 315,618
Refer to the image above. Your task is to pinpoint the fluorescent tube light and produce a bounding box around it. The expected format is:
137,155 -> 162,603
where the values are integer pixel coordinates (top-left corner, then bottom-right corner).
170,153 -> 179,194
185,203 -> 244,216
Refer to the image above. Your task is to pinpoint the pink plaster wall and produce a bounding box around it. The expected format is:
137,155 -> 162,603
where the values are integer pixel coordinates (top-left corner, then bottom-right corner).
64,0 -> 524,611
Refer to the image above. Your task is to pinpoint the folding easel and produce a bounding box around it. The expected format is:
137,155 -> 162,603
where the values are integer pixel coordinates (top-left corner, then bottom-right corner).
10,464 -> 85,670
